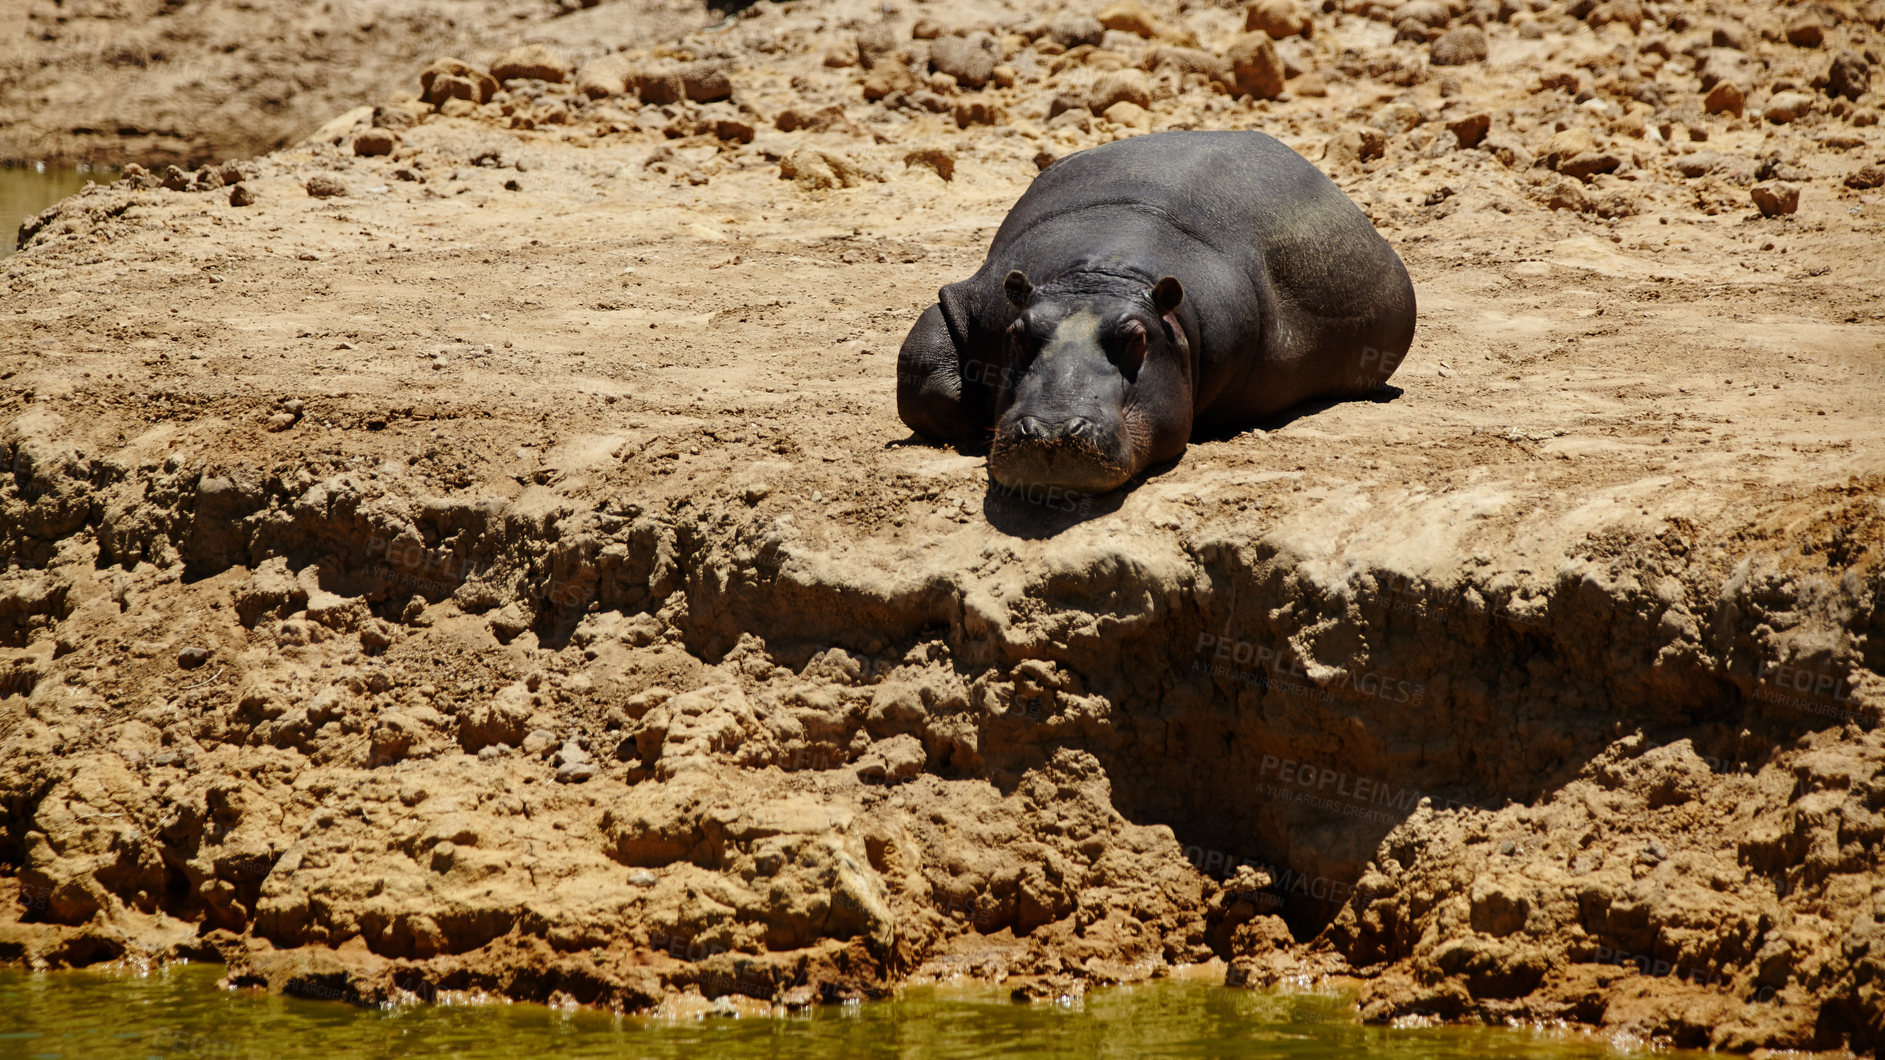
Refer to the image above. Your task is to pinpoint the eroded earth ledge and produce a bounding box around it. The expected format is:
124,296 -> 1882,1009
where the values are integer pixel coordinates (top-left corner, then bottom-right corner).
5,0 -> 1885,1051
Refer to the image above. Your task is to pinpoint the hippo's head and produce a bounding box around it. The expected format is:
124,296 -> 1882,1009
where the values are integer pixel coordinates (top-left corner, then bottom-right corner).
985,269 -> 1194,495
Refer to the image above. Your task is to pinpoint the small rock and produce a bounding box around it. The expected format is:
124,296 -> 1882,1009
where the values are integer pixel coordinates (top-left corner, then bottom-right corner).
419,58 -> 498,107
353,129 -> 398,156
491,44 -> 571,83
780,148 -> 880,190
556,760 -> 595,783
219,160 -> 244,185
1711,24 -> 1748,50
477,744 -> 507,760
1102,100 -> 1152,129
1484,135 -> 1532,169
177,646 -> 211,669
628,870 -> 658,886
305,175 -> 348,198
638,61 -> 733,104
194,167 -> 224,190
1245,0 -> 1312,39
1373,100 -> 1423,134
1224,32 -> 1286,99
911,18 -> 942,39
1764,91 -> 1815,123
1751,181 -> 1800,216
1089,68 -> 1153,111
929,31 -> 1000,89
1785,17 -> 1825,48
229,184 -> 256,207
1827,52 -> 1871,101
1845,164 -> 1885,189
822,42 -> 857,68
1394,0 -> 1451,29
162,165 -> 191,192
1704,80 -> 1746,117
1322,125 -> 1387,166
856,23 -> 900,68
265,410 -> 297,431
522,728 -> 557,757
1045,13 -> 1105,49
575,53 -> 635,98
1587,0 -> 1643,32
855,733 -> 926,785
1097,0 -> 1158,38
711,116 -> 755,143
1542,177 -> 1590,211
904,147 -> 955,180
862,62 -> 920,101
1446,111 -> 1491,148
954,99 -> 1000,127
1430,25 -> 1489,65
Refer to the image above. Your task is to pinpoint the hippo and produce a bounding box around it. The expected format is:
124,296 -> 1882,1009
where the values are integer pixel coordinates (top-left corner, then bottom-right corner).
895,130 -> 1417,494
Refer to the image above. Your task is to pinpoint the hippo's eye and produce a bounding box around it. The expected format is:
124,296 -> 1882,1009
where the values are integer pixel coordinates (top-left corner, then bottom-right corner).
1113,319 -> 1148,375
1005,318 -> 1039,357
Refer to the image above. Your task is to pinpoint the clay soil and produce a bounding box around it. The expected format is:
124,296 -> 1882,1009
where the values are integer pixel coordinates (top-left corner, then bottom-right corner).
4,0 -> 1885,1051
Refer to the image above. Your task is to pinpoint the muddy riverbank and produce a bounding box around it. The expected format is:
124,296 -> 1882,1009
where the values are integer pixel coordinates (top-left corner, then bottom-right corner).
4,0 -> 1885,1051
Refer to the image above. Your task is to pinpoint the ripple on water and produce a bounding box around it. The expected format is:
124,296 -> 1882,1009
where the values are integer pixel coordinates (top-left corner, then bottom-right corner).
0,964 -> 1692,1060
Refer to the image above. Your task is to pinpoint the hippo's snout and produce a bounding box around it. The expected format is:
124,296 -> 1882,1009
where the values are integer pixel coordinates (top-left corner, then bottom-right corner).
988,409 -> 1135,494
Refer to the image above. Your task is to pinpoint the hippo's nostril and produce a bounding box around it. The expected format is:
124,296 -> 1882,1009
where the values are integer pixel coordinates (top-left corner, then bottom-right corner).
1063,416 -> 1093,440
1013,416 -> 1047,439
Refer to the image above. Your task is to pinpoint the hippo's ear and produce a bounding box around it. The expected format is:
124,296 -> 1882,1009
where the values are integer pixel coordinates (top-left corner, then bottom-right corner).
1151,276 -> 1184,315
1003,270 -> 1034,307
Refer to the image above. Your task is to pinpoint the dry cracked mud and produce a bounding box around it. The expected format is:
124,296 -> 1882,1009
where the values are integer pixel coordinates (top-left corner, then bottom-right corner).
5,0 -> 1885,1051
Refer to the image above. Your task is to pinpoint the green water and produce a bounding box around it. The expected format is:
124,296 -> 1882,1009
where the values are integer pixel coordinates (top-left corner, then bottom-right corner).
2,165 -> 114,256
0,965 -> 1670,1060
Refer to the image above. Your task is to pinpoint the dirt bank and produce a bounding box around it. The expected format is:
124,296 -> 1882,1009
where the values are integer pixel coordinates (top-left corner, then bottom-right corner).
4,0 -> 1885,1050
0,0 -> 709,167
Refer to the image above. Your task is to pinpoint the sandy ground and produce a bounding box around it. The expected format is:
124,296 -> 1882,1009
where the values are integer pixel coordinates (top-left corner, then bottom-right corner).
5,0 -> 1885,1050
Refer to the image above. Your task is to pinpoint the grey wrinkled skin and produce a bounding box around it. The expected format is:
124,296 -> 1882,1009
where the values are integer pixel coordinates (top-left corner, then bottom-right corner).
897,130 -> 1417,495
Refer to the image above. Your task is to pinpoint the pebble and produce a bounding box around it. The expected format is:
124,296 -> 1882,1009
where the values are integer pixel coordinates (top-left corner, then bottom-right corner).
1845,165 -> 1885,189
1089,68 -> 1153,111
177,646 -> 211,669
1245,0 -> 1312,39
1322,125 -> 1387,166
1225,33 -> 1285,99
419,58 -> 498,107
1102,100 -> 1152,129
229,184 -> 256,207
477,743 -> 509,760
353,129 -> 398,156
306,175 -> 349,198
1096,0 -> 1158,39
628,870 -> 658,886
1446,112 -> 1491,148
1763,91 -> 1814,123
929,32 -> 1000,89
856,23 -> 900,68
1785,17 -> 1825,48
1430,25 -> 1488,66
265,411 -> 298,431
1751,181 -> 1800,216
1828,52 -> 1871,101
1044,13 -> 1104,49
901,147 -> 956,181
1704,80 -> 1746,117
491,44 -> 571,84
522,728 -> 557,756
575,53 -> 635,98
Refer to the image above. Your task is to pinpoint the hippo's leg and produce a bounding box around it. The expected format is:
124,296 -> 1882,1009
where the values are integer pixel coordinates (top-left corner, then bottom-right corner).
897,302 -> 986,446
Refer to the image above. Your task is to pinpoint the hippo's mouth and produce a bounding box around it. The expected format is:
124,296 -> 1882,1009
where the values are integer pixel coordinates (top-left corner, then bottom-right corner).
987,426 -> 1136,496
